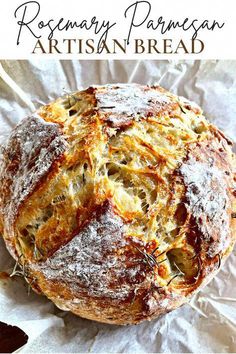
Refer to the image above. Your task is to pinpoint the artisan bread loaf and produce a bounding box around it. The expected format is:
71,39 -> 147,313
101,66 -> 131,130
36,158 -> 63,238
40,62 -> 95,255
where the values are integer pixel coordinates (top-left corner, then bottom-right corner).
0,84 -> 235,325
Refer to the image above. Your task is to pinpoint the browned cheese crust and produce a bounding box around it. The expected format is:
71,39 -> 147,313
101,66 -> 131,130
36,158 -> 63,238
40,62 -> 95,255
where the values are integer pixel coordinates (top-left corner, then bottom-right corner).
0,84 -> 235,325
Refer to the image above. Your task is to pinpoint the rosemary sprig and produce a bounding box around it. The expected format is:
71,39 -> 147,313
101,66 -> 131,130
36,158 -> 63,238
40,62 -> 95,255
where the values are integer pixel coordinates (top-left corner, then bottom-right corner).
167,273 -> 182,286
173,261 -> 185,276
178,103 -> 186,114
10,255 -> 24,278
10,256 -> 38,296
158,258 -> 167,264
135,246 -> 167,269
99,106 -> 116,109
216,253 -> 222,270
156,250 -> 167,258
167,261 -> 185,286
151,246 -> 159,255
10,265 -> 24,278
135,246 -> 157,268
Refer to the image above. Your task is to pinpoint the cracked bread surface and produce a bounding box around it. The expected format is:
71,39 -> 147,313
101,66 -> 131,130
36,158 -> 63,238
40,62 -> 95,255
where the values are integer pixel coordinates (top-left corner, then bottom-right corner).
0,84 -> 235,325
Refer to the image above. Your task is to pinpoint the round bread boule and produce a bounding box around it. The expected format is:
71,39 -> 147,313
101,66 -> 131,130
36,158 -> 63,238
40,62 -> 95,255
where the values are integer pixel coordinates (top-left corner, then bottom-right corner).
0,84 -> 235,325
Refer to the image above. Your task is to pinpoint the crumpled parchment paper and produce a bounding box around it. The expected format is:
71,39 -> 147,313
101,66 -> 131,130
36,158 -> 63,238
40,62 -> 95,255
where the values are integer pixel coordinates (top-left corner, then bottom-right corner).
0,60 -> 235,353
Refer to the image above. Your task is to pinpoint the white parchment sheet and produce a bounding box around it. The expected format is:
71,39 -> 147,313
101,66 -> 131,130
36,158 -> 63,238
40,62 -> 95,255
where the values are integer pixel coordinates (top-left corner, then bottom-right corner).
0,60 -> 235,353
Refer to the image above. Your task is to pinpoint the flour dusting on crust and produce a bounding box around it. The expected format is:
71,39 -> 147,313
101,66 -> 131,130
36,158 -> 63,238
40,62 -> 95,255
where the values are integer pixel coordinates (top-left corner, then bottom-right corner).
95,84 -> 172,126
34,201 -> 146,300
180,158 -> 230,257
0,114 -> 67,232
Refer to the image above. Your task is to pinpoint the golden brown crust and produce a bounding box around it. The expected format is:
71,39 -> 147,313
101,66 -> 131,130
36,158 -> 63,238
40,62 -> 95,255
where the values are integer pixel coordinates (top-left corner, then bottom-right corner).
0,115 -> 67,258
0,84 -> 235,325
